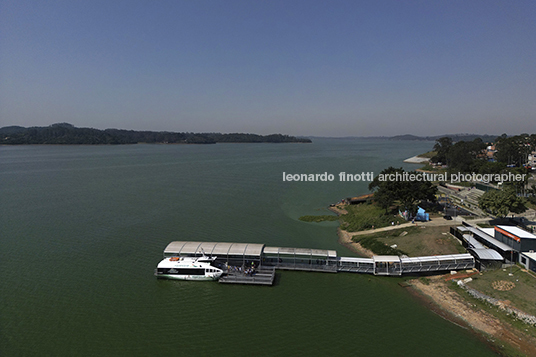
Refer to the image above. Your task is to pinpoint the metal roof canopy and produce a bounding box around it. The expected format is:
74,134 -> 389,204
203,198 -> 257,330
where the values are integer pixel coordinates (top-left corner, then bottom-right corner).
164,241 -> 193,254
479,228 -> 495,236
339,257 -> 374,264
164,241 -> 264,257
400,253 -> 474,264
228,243 -> 248,255
465,227 -> 514,252
263,246 -> 337,258
262,246 -> 279,255
373,255 -> 401,263
468,248 -> 503,261
211,243 -> 233,255
462,234 -> 486,249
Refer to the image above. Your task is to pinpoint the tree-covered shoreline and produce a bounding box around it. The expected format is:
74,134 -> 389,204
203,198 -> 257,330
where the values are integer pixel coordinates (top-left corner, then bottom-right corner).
0,123 -> 312,145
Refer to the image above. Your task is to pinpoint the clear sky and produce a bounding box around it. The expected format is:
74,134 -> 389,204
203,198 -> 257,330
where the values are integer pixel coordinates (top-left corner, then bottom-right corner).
1,0 -> 535,136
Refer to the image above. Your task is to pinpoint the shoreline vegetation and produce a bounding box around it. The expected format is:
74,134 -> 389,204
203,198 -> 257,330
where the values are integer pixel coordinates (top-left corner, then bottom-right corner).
316,202 -> 464,258
0,123 -> 312,145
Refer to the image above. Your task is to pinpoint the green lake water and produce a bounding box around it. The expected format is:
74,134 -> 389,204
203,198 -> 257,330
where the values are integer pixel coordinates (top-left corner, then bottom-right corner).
0,139 -> 497,356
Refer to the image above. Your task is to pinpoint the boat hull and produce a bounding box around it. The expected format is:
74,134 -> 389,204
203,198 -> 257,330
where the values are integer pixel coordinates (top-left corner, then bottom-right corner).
156,273 -> 222,281
155,256 -> 223,281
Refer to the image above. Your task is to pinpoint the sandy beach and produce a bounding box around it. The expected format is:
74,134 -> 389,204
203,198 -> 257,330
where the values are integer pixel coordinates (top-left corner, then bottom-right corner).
337,228 -> 374,257
403,155 -> 430,164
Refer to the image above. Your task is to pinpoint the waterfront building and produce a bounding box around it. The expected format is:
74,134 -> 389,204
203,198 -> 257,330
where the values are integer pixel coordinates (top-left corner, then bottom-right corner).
519,252 -> 536,273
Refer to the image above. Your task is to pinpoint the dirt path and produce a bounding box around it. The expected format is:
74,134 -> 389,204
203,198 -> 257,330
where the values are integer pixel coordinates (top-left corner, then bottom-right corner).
348,217 -> 464,237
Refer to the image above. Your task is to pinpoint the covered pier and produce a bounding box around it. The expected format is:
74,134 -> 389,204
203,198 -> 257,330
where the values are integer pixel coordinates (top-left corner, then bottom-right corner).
400,254 -> 474,273
337,257 -> 374,273
164,241 -> 265,267
262,246 -> 338,272
161,241 -> 475,284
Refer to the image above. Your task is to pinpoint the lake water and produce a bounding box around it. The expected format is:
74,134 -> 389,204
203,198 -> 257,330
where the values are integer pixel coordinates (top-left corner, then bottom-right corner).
0,139 -> 496,356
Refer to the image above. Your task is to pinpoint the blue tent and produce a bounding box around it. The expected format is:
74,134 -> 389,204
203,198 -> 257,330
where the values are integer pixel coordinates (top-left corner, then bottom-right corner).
415,206 -> 429,221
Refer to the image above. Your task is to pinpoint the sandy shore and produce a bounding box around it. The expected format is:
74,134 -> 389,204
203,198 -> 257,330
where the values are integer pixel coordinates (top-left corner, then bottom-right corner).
408,276 -> 536,356
328,204 -> 348,215
403,155 -> 430,163
337,228 -> 374,257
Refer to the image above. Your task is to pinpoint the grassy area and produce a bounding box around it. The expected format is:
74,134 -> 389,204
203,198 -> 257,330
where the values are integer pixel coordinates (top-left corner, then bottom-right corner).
466,265 -> 536,317
358,226 -> 466,257
418,163 -> 435,171
339,203 -> 398,232
477,223 -> 494,228
352,234 -> 407,255
299,202 -> 397,231
417,150 -> 437,159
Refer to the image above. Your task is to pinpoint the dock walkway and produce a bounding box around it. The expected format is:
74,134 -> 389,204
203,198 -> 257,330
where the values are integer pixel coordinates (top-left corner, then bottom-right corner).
218,267 -> 276,286
161,240 -> 476,286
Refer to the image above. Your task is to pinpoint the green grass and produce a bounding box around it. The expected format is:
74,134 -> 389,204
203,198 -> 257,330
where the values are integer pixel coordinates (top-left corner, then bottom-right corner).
477,223 -> 494,228
358,226 -> 466,257
339,203 -> 397,232
419,163 -> 435,171
299,202 -> 397,231
419,277 -> 431,285
417,151 -> 437,159
353,234 -> 408,255
351,227 -> 414,255
466,265 -> 536,317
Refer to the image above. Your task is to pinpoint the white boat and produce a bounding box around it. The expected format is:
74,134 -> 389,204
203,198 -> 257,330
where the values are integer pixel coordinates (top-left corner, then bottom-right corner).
155,255 -> 223,281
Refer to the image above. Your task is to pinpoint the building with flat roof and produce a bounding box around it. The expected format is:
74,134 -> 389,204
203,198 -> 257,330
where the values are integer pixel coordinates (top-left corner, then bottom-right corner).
519,252 -> 536,273
494,225 -> 536,253
462,226 -> 515,260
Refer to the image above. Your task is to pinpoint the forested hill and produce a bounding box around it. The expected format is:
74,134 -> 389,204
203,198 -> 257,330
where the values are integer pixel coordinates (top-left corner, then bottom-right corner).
389,133 -> 499,142
0,123 -> 312,145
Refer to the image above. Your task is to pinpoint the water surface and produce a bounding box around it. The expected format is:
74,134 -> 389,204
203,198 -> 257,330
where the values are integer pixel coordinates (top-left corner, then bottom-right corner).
0,139 -> 495,356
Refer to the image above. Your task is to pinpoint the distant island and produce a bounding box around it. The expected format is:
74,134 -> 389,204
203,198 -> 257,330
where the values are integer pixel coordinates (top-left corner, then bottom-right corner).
388,133 -> 499,142
308,134 -> 500,142
0,123 -> 312,145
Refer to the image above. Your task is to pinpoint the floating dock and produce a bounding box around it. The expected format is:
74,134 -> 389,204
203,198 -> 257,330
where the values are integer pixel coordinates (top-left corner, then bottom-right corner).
162,241 -> 475,286
218,267 -> 276,286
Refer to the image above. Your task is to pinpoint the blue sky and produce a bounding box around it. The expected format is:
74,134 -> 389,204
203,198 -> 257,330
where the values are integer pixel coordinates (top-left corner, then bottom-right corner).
1,0 -> 535,136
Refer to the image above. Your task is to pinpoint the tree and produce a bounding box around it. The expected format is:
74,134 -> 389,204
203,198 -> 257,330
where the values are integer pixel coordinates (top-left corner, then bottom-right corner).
478,187 -> 526,218
495,135 -> 531,167
368,167 -> 401,212
447,138 -> 486,173
369,167 -> 437,216
431,136 -> 452,165
527,184 -> 536,205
